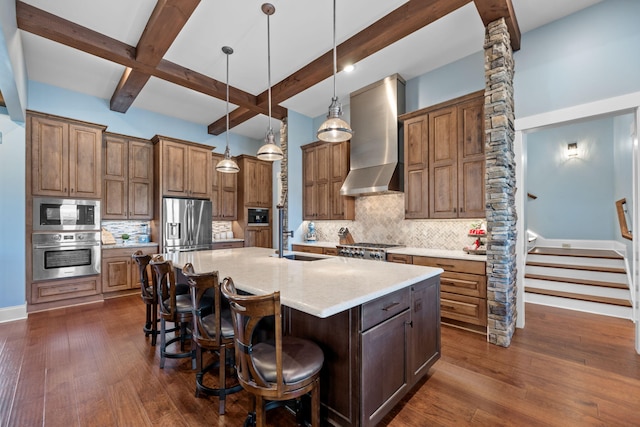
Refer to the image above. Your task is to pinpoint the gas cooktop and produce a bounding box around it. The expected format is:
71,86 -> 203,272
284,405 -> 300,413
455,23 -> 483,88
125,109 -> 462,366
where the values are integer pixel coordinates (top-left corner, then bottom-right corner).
339,242 -> 403,249
336,242 -> 404,260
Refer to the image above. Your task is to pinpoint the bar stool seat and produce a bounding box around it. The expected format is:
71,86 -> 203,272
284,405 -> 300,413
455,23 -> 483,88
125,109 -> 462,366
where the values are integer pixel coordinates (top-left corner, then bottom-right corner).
252,337 -> 324,384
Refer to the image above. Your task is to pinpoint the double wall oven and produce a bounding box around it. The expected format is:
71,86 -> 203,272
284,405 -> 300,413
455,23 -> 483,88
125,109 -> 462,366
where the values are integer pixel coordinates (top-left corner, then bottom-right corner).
32,198 -> 101,281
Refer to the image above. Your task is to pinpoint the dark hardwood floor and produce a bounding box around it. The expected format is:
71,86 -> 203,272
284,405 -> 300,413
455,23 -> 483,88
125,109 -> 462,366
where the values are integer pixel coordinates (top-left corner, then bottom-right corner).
1,295 -> 639,426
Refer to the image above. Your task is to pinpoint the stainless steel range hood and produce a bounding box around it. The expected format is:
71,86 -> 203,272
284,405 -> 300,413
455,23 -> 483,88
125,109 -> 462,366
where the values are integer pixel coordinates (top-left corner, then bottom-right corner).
340,74 -> 405,197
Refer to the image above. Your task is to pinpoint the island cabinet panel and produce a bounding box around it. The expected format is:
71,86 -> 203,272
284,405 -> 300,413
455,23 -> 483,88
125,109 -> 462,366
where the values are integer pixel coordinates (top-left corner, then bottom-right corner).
399,90 -> 484,220
103,134 -> 154,220
287,276 -> 440,427
30,113 -> 105,198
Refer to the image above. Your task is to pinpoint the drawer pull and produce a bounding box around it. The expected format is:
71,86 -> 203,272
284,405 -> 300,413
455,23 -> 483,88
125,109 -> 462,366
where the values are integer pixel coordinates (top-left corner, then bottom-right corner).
382,302 -> 400,311
436,263 -> 455,268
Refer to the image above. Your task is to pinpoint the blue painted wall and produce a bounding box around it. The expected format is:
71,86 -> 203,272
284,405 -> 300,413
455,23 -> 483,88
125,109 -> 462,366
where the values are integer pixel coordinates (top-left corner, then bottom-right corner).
0,114 -> 26,309
514,0 -> 640,117
526,117 -> 617,240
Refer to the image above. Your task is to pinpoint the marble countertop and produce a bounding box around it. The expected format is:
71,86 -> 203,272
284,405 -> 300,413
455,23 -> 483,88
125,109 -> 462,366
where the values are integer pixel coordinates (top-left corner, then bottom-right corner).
291,241 -> 338,249
102,242 -> 159,249
163,247 -> 442,318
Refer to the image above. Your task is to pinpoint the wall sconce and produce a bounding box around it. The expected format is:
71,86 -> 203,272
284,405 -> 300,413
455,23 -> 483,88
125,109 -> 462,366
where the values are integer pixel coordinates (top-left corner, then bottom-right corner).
567,142 -> 578,157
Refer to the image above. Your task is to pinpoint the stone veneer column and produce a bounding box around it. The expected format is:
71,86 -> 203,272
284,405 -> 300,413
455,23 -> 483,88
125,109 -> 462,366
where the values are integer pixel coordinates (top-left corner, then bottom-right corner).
484,18 -> 517,347
279,117 -> 289,248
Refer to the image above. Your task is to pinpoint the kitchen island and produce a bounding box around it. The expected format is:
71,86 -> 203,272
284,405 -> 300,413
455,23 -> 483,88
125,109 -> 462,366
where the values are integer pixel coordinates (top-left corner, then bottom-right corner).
164,247 -> 442,427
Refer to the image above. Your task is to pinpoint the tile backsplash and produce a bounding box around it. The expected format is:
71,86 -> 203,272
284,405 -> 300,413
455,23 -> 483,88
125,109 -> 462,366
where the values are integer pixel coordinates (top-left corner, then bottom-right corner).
102,220 -> 151,244
305,193 -> 482,250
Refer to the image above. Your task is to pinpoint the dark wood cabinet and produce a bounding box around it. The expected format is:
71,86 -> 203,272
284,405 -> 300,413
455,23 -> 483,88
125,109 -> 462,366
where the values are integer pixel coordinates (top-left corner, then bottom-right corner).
29,113 -> 104,198
211,153 -> 238,220
302,140 -> 354,220
288,276 -> 440,427
291,244 -> 338,256
101,246 -> 158,294
234,155 -> 273,248
152,135 -> 212,199
103,133 -> 153,220
400,91 -> 485,219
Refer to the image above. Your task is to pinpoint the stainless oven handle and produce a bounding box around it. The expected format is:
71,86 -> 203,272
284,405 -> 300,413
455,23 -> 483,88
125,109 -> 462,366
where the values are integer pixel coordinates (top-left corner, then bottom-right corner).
33,243 -> 100,249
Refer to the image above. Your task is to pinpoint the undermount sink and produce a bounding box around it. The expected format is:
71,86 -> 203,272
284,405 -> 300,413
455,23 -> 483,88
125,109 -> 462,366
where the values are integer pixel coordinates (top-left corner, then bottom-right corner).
283,254 -> 326,262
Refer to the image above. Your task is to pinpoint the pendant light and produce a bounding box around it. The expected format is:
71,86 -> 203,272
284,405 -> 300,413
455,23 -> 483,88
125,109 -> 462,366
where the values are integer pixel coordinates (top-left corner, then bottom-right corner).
256,3 -> 284,161
317,0 -> 352,143
215,46 -> 240,173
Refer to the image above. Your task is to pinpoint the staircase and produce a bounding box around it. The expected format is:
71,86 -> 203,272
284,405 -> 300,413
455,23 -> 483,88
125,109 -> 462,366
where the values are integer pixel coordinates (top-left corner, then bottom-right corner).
525,246 -> 633,319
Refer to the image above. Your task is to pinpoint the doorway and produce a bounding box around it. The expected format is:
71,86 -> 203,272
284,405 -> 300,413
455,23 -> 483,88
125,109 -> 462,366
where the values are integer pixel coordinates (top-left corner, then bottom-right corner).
514,92 -> 640,353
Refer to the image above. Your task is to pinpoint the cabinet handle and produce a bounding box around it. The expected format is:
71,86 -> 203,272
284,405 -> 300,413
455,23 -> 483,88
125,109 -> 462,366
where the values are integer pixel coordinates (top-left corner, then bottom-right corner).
460,208 -> 464,212
453,208 -> 457,213
382,302 -> 400,311
436,263 -> 455,268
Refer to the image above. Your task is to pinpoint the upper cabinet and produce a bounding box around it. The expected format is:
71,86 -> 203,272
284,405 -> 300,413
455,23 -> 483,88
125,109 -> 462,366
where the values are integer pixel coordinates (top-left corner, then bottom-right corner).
237,155 -> 272,208
152,135 -> 212,199
400,91 -> 485,220
302,140 -> 354,220
211,153 -> 238,220
29,112 -> 105,199
103,133 -> 154,220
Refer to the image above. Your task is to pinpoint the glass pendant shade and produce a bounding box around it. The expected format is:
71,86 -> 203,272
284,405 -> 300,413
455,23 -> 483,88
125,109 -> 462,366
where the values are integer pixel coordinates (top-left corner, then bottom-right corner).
256,3 -> 283,162
216,146 -> 240,173
257,128 -> 283,161
317,97 -> 352,142
216,45 -> 239,173
317,0 -> 352,143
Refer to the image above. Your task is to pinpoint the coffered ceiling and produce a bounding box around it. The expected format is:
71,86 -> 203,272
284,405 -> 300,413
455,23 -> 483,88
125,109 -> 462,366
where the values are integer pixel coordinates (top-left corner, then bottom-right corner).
8,0 -> 602,139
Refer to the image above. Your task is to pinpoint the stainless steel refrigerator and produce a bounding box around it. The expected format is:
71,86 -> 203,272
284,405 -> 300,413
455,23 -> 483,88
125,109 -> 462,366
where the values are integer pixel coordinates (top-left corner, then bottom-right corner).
163,198 -> 213,252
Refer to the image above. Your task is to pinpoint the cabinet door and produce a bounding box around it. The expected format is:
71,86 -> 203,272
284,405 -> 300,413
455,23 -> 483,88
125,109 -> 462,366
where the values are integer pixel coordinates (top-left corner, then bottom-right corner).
188,146 -> 211,199
404,116 -> 429,219
211,154 -> 223,219
220,171 -> 237,219
69,124 -> 102,198
245,228 -> 272,248
361,310 -> 410,427
429,107 -> 457,218
256,161 -> 272,207
457,97 -> 485,218
103,136 -> 128,219
102,256 -> 131,292
162,141 -> 190,197
329,141 -> 354,220
128,141 -> 154,219
409,278 -> 441,383
303,147 -> 317,219
31,116 -> 70,197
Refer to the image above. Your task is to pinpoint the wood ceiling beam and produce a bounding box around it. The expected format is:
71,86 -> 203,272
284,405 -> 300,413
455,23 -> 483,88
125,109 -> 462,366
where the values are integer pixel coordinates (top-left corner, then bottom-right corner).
110,0 -> 201,113
15,1 -> 285,120
473,0 -> 521,50
208,0 -> 473,135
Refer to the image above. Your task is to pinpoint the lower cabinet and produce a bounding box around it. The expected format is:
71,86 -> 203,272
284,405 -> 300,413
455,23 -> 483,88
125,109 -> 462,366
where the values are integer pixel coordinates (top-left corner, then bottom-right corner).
244,227 -> 272,248
31,276 -> 100,304
211,241 -> 244,250
102,245 -> 158,294
291,244 -> 338,256
287,276 -> 440,427
389,253 -> 487,334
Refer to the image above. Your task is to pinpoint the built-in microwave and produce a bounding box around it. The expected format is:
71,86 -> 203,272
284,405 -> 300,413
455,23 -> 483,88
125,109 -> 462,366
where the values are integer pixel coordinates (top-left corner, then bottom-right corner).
33,197 -> 101,231
247,208 -> 269,226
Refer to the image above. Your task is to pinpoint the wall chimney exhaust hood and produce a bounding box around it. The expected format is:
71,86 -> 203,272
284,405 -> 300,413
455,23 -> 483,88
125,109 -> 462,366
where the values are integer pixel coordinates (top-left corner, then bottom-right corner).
340,74 -> 405,197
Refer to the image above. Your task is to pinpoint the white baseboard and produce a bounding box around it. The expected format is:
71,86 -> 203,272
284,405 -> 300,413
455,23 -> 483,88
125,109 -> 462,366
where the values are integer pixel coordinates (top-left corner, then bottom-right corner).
0,304 -> 28,323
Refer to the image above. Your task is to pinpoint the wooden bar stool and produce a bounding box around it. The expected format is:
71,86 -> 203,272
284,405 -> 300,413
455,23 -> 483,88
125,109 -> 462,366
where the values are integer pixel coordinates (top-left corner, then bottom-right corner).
149,255 -> 195,369
221,277 -> 324,427
131,250 -> 158,345
183,263 -> 242,414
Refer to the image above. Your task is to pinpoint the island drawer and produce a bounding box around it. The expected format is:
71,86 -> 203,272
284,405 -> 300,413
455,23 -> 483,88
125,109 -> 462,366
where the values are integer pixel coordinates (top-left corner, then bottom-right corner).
413,256 -> 485,275
440,271 -> 487,298
440,292 -> 487,326
292,244 -> 324,254
361,288 -> 410,331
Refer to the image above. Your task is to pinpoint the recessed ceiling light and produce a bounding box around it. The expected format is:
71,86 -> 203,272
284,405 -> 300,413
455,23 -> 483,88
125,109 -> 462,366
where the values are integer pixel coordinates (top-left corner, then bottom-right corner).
343,64 -> 355,73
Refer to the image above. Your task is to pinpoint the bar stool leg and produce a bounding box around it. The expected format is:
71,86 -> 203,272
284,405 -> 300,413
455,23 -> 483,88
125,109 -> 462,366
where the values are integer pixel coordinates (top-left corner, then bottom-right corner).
160,317 -> 167,369
151,302 -> 158,346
